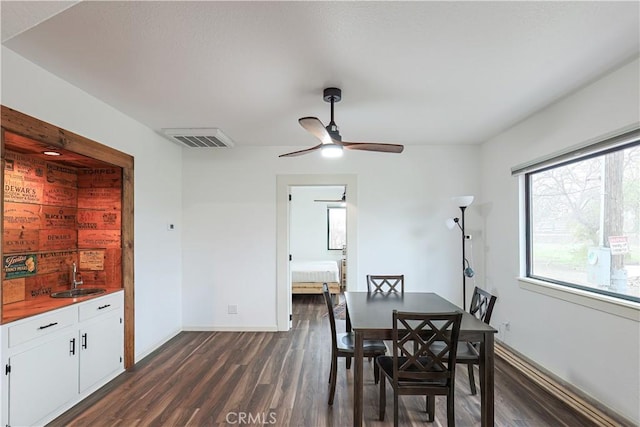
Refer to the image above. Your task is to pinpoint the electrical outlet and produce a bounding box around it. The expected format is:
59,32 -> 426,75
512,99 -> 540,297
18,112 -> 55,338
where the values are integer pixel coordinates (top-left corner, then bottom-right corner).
228,304 -> 238,314
465,234 -> 472,240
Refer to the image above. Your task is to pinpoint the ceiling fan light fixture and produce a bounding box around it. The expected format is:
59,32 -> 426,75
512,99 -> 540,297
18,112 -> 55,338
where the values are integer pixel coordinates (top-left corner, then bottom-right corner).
321,143 -> 343,158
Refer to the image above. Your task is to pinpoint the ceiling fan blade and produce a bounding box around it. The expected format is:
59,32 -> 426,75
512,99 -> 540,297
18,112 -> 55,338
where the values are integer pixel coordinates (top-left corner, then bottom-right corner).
278,143 -> 323,158
342,142 -> 404,153
299,117 -> 334,144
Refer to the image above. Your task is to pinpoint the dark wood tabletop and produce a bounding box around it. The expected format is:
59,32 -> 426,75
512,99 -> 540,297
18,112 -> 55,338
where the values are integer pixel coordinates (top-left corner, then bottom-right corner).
345,291 -> 497,426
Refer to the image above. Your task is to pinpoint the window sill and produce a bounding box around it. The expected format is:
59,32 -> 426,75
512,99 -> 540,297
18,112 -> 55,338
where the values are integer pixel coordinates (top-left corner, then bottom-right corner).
518,277 -> 640,322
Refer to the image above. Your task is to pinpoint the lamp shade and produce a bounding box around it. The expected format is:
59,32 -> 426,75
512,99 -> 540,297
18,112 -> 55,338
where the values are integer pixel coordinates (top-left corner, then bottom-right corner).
445,218 -> 457,230
452,195 -> 474,207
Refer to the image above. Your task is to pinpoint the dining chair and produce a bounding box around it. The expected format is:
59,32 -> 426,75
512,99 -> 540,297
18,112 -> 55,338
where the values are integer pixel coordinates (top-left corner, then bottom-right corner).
366,274 -> 405,293
322,283 -> 387,405
431,286 -> 497,395
377,310 -> 463,426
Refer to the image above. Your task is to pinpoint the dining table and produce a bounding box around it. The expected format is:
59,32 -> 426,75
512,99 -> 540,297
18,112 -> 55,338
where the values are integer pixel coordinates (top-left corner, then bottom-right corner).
345,291 -> 497,426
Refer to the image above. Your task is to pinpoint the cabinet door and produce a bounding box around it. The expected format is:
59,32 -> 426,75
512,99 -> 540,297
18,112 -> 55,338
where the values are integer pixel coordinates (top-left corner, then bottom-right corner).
79,312 -> 123,393
9,331 -> 78,427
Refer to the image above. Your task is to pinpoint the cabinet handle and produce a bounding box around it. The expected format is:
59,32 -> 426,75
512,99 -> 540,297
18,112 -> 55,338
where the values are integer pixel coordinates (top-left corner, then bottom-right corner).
98,304 -> 111,310
82,333 -> 88,349
70,338 -> 76,355
38,322 -> 58,330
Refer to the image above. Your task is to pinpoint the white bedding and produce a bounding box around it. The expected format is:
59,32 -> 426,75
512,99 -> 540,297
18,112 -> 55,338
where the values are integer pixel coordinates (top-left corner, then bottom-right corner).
291,260 -> 340,283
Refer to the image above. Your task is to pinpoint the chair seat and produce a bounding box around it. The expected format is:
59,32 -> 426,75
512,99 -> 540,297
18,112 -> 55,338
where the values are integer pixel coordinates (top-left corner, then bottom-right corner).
337,332 -> 387,353
377,356 -> 447,386
430,340 -> 480,361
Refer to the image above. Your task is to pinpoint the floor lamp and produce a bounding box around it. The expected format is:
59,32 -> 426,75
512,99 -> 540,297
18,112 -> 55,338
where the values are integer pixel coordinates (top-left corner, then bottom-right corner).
446,195 -> 474,310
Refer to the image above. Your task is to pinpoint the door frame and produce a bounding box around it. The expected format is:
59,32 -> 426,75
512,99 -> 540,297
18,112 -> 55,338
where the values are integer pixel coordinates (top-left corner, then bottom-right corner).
276,174 -> 357,331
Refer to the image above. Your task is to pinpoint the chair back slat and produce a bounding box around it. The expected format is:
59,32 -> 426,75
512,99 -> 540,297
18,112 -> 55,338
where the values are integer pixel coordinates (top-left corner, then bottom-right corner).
322,283 -> 338,351
367,275 -> 405,293
391,310 -> 462,386
469,286 -> 497,324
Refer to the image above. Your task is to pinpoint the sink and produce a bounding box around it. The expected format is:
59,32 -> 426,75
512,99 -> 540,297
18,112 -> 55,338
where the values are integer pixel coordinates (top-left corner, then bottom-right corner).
50,288 -> 106,298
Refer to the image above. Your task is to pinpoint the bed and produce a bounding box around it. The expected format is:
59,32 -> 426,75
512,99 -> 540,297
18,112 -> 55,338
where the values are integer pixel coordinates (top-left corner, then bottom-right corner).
291,260 -> 341,301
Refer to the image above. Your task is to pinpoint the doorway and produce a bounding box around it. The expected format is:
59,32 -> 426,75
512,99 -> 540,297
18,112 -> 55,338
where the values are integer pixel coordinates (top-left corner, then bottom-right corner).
276,174 -> 357,331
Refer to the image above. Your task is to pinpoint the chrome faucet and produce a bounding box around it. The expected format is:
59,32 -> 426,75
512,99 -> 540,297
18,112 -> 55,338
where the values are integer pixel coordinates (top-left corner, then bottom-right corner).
71,262 -> 83,289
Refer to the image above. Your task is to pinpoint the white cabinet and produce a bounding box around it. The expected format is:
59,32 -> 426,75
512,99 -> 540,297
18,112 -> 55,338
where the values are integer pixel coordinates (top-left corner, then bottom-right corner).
8,330 -> 78,427
1,291 -> 124,427
79,311 -> 122,393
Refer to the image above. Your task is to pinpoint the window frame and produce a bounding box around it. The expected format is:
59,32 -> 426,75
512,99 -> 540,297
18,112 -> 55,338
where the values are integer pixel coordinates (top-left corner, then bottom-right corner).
523,137 -> 640,304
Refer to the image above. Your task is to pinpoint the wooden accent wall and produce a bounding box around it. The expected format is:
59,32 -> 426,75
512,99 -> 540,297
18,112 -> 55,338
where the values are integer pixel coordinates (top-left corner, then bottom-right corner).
3,150 -> 123,299
1,106 -> 135,369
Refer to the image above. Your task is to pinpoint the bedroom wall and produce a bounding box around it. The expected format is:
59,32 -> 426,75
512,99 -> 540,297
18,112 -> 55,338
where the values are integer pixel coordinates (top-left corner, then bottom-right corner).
480,57 -> 640,423
181,144 -> 481,329
1,47 -> 184,362
290,186 -> 344,263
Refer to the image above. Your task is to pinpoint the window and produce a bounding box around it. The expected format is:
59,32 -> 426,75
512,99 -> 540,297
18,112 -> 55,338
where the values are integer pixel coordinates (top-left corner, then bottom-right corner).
327,207 -> 346,250
523,131 -> 640,303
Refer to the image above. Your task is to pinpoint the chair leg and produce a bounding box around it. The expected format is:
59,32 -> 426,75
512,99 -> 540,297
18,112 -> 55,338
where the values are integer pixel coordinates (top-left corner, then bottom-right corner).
467,363 -> 477,395
426,395 -> 435,421
328,352 -> 335,384
345,356 -> 351,369
328,355 -> 337,405
374,360 -> 380,384
378,371 -> 386,421
447,388 -> 456,426
393,393 -> 399,427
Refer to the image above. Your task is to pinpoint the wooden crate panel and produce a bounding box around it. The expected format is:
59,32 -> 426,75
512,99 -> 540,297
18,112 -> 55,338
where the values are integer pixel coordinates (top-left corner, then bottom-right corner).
39,229 -> 77,251
78,167 -> 122,188
77,187 -> 121,209
3,175 -> 44,204
2,278 -> 25,304
79,250 -> 105,271
104,248 -> 122,268
3,202 -> 41,230
77,210 -> 121,230
78,230 -> 121,248
3,230 -> 39,253
46,162 -> 78,188
41,206 -> 77,229
43,183 -> 78,207
36,251 -> 77,275
25,272 -> 68,300
81,264 -> 121,287
3,254 -> 37,279
4,151 -> 46,183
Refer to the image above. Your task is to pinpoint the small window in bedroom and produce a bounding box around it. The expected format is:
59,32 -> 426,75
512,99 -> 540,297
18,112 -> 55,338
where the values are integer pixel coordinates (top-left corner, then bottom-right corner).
521,130 -> 639,303
327,207 -> 346,250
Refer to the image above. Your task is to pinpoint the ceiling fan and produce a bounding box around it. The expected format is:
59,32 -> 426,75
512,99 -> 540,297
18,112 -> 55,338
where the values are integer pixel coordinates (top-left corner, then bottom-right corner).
279,88 -> 404,158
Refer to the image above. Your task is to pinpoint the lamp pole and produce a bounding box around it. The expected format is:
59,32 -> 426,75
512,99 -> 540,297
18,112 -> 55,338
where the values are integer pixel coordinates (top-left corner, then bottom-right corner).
449,195 -> 474,311
460,205 -> 467,311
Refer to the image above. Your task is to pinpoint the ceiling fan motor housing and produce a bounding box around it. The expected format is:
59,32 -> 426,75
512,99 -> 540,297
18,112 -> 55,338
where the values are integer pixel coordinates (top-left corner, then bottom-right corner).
323,87 -> 341,103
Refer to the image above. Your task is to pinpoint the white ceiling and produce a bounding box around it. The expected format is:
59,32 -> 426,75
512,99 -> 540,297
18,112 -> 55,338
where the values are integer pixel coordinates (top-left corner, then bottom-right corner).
2,1 -> 639,149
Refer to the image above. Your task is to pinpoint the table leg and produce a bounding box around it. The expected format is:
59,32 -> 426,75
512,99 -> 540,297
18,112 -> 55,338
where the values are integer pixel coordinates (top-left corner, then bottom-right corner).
354,330 -> 363,426
479,332 -> 495,426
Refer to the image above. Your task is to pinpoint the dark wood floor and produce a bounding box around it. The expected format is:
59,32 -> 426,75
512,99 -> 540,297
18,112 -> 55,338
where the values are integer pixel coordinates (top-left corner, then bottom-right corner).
50,295 -> 602,427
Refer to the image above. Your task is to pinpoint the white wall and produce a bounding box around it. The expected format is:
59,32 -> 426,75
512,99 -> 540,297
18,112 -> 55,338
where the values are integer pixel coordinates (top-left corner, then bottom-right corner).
290,186 -> 344,263
181,144 -> 481,329
480,57 -> 640,423
1,47 -> 184,362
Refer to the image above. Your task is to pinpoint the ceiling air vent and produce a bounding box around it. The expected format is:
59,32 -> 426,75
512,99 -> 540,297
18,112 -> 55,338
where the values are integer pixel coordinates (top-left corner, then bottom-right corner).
161,128 -> 235,148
